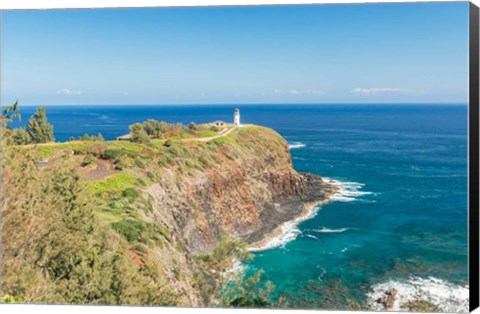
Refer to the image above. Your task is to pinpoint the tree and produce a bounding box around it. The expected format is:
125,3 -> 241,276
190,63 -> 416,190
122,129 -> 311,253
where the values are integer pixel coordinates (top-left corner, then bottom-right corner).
143,119 -> 160,137
97,133 -> 105,142
1,101 -> 21,124
129,123 -> 150,144
27,107 -> 54,143
188,122 -> 197,131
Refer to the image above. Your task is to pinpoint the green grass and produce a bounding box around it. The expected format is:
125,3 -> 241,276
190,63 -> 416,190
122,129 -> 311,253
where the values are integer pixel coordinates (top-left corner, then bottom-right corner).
212,133 -> 236,145
87,172 -> 140,195
168,134 -> 194,140
36,142 -> 86,158
111,219 -> 171,244
198,130 -> 218,138
107,141 -> 145,153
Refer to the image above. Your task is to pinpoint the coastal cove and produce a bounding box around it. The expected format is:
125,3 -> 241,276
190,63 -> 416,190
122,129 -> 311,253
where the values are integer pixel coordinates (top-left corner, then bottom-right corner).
10,104 -> 469,310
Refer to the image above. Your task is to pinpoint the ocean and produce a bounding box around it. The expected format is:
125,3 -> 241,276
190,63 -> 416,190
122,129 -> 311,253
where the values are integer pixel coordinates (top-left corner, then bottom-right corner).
11,104 -> 469,310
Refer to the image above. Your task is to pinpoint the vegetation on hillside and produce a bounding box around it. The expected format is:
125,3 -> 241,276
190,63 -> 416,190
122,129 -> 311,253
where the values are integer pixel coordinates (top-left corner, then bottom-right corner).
128,119 -> 222,143
0,103 -> 285,307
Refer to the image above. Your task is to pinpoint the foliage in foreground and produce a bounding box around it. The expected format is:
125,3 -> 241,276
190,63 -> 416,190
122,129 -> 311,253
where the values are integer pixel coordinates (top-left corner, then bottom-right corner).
1,151 -> 180,305
1,103 -> 54,145
193,234 -> 275,308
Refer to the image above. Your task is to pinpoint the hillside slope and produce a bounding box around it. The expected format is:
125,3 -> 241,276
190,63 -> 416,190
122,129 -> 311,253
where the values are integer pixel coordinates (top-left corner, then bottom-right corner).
2,125 -> 337,306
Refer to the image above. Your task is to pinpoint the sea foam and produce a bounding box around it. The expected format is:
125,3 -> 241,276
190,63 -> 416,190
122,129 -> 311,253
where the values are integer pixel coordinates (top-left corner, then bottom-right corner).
367,277 -> 469,312
313,227 -> 349,233
325,178 -> 375,202
249,178 -> 373,252
249,205 -> 321,252
288,142 -> 306,149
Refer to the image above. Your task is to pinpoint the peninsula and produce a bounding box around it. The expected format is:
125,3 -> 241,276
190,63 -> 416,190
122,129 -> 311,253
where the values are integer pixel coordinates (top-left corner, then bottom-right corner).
2,106 -> 338,306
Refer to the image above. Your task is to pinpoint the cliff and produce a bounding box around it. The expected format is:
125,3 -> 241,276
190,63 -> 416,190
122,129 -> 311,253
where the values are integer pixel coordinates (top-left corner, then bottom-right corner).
2,125 -> 338,306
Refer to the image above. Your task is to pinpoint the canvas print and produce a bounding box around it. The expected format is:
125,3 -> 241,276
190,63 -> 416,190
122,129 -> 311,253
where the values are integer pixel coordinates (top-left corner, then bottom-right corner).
0,1 -> 475,312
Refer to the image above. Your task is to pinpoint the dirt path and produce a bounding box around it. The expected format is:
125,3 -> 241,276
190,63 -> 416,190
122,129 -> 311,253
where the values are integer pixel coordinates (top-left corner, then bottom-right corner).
182,124 -> 251,143
81,159 -> 118,181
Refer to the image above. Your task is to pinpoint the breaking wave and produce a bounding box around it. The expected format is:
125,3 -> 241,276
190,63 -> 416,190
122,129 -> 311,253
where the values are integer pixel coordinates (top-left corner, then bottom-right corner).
249,205 -> 321,252
324,178 -> 375,202
249,178 -> 373,252
288,142 -> 306,149
367,277 -> 469,312
313,227 -> 349,233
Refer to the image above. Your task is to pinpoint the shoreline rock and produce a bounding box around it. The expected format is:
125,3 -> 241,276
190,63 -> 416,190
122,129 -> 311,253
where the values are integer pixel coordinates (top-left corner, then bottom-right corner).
247,173 -> 340,251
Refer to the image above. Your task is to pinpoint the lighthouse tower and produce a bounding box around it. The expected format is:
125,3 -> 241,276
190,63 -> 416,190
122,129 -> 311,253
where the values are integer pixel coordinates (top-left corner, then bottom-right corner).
233,108 -> 240,126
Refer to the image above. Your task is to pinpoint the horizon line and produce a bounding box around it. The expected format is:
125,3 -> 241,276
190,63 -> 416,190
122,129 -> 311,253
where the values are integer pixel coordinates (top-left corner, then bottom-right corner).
3,102 -> 469,108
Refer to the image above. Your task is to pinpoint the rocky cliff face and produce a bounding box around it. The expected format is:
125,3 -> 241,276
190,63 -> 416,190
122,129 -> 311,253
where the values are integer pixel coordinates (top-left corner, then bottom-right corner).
128,126 -> 338,305
143,126 -> 337,253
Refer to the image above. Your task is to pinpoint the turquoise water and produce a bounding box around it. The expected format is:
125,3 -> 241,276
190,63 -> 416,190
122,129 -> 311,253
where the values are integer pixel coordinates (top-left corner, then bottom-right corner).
241,105 -> 469,310
12,104 -> 469,310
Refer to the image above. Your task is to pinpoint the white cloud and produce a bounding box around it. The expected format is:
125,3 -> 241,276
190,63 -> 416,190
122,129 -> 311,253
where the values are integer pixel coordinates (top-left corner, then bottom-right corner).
265,89 -> 325,96
352,87 -> 409,96
57,88 -> 82,95
286,89 -> 324,95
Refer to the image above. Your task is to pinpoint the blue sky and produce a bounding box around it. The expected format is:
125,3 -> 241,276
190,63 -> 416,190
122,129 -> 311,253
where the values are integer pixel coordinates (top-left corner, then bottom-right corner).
1,2 -> 469,105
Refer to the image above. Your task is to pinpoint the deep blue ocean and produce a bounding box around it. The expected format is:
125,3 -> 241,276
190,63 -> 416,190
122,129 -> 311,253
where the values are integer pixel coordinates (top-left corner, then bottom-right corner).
12,104 -> 469,310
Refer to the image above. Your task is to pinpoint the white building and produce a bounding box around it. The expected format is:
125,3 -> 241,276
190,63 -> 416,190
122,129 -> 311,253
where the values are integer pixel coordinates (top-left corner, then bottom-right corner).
233,108 -> 240,126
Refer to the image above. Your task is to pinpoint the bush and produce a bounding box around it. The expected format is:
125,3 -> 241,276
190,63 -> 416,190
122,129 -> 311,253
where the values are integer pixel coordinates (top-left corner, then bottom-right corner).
10,127 -> 32,145
81,154 -> 96,167
122,188 -> 140,199
103,149 -> 137,160
86,142 -> 106,158
163,139 -> 173,147
111,219 -> 146,242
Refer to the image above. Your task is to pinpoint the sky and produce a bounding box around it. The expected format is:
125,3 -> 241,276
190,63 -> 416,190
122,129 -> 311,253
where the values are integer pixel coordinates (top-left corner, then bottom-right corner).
0,2 -> 470,105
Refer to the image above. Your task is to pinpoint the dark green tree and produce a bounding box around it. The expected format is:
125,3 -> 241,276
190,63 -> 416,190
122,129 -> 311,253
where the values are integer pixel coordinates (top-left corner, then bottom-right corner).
27,107 -> 54,143
130,123 -> 150,144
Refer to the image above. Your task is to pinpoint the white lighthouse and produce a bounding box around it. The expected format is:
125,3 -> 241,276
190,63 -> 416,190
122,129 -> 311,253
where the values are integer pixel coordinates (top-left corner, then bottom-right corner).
233,108 -> 240,126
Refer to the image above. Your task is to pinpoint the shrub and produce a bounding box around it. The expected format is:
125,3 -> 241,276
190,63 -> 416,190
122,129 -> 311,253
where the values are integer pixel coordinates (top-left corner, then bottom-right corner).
86,142 -> 106,158
103,149 -> 137,160
122,188 -> 140,199
10,128 -> 32,145
111,219 -> 146,242
163,139 -> 173,147
81,154 -> 96,167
